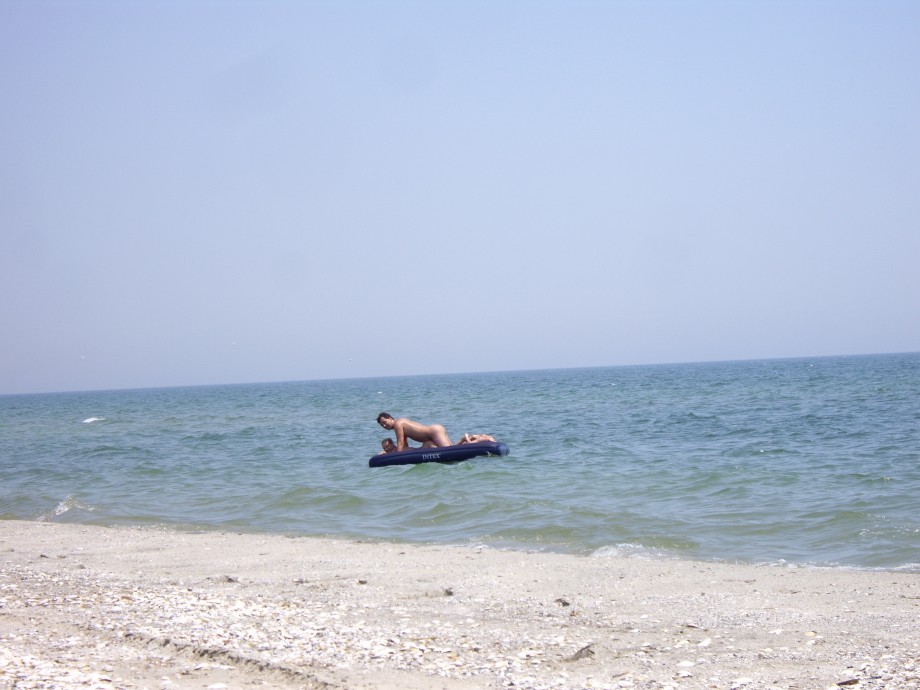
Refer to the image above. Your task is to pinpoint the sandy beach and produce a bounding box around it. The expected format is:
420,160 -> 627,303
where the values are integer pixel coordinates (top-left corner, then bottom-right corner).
1,521 -> 917,690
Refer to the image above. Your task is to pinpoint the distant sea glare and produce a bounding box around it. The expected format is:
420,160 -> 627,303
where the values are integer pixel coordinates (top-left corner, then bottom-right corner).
2,353 -> 918,572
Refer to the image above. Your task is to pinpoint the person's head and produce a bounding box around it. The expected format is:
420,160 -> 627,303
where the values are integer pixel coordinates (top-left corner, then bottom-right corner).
381,438 -> 396,453
377,412 -> 395,430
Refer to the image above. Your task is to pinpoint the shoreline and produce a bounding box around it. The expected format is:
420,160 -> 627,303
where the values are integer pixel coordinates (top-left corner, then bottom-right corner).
2,521 -> 918,689
22,514 -> 920,575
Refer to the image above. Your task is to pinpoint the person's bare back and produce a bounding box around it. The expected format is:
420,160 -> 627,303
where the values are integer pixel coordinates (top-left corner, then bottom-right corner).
376,412 -> 452,450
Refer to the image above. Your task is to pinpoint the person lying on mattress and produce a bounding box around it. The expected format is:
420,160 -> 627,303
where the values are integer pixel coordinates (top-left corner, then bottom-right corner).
377,433 -> 495,454
376,412 -> 452,450
458,433 -> 497,444
377,438 -> 398,454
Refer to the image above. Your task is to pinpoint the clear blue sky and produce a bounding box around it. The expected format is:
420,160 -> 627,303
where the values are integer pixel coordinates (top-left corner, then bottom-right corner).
2,1 -> 918,394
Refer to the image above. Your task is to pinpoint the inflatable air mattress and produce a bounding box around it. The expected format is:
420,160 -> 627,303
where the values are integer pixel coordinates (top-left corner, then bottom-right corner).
368,440 -> 509,468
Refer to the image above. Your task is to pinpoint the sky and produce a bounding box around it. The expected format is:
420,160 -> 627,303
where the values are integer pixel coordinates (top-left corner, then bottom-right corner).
1,0 -> 918,394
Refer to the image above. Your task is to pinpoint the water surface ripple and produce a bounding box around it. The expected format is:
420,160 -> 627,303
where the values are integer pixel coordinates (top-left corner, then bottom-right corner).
2,354 -> 918,571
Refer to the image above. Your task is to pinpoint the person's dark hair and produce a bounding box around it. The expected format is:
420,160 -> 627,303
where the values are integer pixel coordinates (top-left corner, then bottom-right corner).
377,412 -> 393,424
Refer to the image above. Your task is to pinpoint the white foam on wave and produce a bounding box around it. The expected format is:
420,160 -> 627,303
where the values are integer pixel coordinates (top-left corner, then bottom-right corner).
591,543 -> 680,561
38,495 -> 97,521
82,417 -> 106,424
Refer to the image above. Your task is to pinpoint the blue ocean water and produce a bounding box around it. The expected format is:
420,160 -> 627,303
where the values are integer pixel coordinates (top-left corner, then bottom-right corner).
1,354 -> 918,571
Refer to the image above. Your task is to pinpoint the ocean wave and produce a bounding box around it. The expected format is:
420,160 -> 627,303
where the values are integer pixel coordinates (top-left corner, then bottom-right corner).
591,543 -> 682,560
39,495 -> 97,521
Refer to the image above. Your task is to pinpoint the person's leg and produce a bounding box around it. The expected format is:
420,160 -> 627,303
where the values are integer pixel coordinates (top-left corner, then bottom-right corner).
430,424 -> 452,447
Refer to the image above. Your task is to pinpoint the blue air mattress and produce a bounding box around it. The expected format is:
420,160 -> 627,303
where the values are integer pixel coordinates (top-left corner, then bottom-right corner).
368,441 -> 510,468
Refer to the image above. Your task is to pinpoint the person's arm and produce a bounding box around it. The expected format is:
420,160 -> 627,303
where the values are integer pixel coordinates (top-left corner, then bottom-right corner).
394,420 -> 408,450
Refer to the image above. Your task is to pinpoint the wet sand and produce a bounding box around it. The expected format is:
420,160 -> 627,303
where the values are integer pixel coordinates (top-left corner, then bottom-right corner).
1,521 -> 918,689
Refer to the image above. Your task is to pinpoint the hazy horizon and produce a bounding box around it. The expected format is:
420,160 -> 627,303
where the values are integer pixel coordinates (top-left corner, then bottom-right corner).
4,349 -> 916,397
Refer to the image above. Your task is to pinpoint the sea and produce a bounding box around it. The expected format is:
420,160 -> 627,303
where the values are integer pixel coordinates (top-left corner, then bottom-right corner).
2,353 -> 918,572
